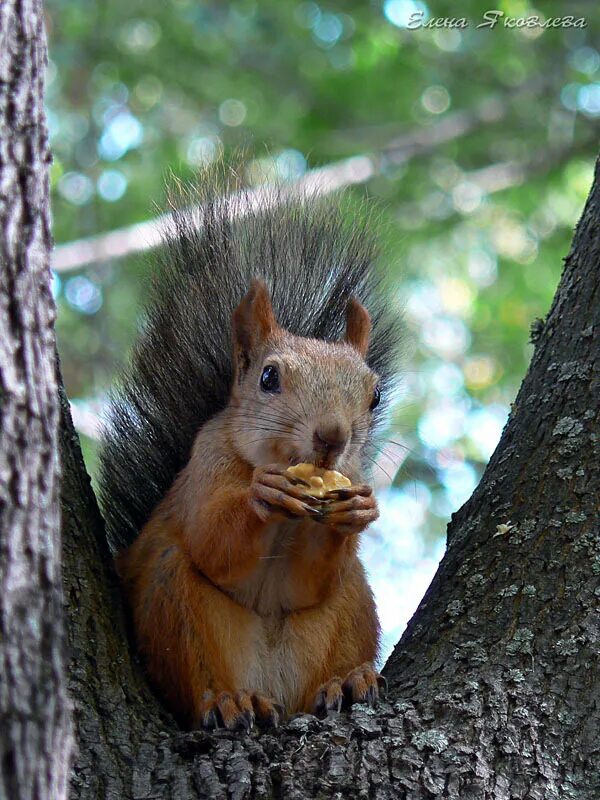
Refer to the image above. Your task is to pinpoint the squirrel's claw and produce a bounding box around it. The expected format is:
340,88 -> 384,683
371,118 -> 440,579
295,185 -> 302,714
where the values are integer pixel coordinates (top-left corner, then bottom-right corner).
257,470 -> 320,500
312,663 -> 383,717
216,691 -> 253,731
198,690 -> 220,730
252,694 -> 285,728
312,677 -> 344,716
250,466 -> 326,521
324,483 -> 373,500
198,689 -> 283,733
287,476 -> 312,488
315,491 -> 379,535
342,663 -> 382,708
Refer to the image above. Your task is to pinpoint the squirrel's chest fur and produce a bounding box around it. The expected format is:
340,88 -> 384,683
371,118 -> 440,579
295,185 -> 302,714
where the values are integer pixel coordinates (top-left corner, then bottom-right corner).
219,520 -> 360,709
227,519 -> 351,615
236,614 -> 304,709
229,520 -> 310,614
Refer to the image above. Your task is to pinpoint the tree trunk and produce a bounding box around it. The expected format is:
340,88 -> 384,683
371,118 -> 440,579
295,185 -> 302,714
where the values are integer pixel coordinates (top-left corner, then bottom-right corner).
0,2 -> 73,799
59,158 -> 600,799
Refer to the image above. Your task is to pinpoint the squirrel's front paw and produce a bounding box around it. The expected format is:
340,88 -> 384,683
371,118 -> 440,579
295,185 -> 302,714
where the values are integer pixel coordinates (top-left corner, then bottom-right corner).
250,464 -> 323,523
319,484 -> 379,535
313,663 -> 386,716
198,689 -> 284,732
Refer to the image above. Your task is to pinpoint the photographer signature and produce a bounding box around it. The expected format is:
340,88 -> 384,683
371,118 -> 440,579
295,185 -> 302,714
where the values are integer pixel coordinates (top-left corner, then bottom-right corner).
407,10 -> 587,30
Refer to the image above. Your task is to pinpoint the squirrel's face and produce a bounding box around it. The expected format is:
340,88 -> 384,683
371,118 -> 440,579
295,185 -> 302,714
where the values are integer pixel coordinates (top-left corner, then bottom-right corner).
229,280 -> 380,476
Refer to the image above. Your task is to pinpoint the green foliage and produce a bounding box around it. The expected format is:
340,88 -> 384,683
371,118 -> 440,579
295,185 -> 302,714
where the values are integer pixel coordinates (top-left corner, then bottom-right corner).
48,0 -> 598,563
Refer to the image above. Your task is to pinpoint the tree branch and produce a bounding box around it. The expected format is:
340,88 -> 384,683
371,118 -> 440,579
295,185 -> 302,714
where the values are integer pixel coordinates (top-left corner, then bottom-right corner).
52,82 -> 556,274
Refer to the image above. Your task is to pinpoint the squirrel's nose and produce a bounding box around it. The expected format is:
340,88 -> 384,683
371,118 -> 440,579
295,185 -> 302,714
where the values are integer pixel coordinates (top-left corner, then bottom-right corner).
313,422 -> 349,457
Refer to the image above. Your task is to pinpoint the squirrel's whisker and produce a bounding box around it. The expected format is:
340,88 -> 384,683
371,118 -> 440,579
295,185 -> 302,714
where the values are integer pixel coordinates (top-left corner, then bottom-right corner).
239,408 -> 301,428
231,411 -> 303,432
244,401 -> 306,428
362,452 -> 396,484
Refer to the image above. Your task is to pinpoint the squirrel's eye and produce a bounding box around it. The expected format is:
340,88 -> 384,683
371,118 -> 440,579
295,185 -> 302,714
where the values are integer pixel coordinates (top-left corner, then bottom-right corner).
260,365 -> 280,393
370,386 -> 381,411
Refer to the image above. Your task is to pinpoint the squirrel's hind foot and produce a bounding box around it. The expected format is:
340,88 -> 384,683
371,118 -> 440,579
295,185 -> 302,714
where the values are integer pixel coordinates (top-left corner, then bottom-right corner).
198,689 -> 284,732
312,662 -> 386,716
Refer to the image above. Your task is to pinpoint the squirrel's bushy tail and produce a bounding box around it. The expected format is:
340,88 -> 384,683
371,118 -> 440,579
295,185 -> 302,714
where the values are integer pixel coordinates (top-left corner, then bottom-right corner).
98,164 -> 403,551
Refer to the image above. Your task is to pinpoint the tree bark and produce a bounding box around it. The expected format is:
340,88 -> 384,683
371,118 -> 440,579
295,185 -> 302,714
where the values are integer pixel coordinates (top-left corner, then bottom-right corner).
58,158 -> 600,799
0,2 -> 73,798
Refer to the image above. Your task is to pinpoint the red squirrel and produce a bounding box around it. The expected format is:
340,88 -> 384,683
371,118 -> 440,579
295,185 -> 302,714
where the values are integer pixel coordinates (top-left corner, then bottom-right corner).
99,173 -> 402,730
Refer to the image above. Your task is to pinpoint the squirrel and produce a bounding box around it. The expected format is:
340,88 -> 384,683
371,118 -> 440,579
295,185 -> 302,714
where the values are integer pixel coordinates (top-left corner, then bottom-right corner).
98,166 -> 402,731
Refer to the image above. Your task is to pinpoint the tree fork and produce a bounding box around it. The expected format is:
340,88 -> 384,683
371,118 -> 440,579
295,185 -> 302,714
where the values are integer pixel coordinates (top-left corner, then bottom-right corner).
59,161 -> 600,798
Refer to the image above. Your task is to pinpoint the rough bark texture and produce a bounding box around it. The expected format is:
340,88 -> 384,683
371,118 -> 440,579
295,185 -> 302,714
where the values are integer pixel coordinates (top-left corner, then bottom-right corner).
0,2 -> 73,798
383,169 -> 600,796
59,157 -> 600,800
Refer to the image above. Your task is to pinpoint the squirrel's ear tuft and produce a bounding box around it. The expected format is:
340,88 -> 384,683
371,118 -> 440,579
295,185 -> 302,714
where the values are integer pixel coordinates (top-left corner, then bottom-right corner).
344,296 -> 371,357
232,279 -> 278,373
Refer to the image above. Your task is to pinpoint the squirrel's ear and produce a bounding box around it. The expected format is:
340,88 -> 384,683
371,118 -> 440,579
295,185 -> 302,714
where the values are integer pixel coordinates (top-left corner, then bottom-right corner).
344,296 -> 371,357
232,279 -> 278,372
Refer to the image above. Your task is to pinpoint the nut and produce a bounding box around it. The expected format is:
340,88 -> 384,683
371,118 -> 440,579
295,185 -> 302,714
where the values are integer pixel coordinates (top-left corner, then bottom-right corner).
287,463 -> 351,498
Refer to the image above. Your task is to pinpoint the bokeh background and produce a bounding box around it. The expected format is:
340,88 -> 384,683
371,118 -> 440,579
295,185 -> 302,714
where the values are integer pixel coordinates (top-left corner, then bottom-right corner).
47,0 -> 599,660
